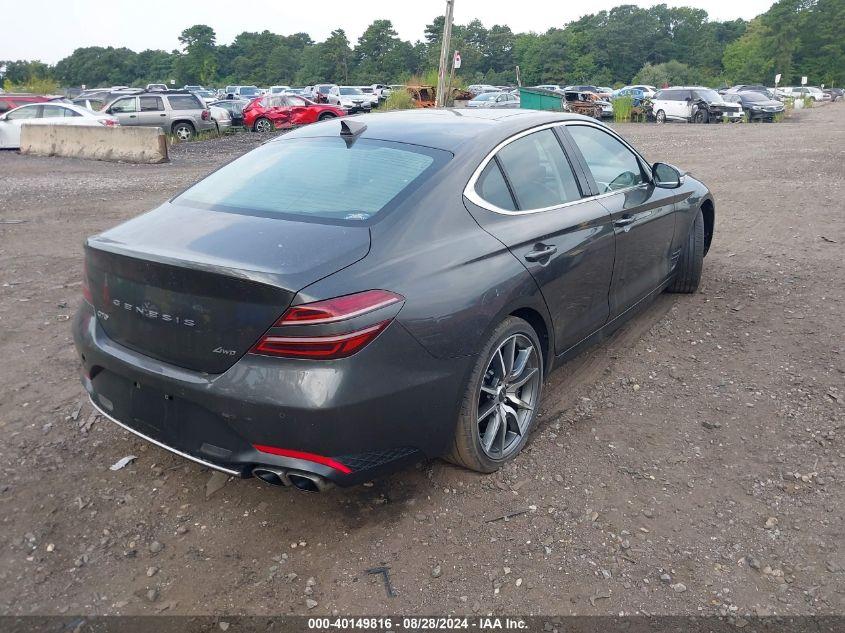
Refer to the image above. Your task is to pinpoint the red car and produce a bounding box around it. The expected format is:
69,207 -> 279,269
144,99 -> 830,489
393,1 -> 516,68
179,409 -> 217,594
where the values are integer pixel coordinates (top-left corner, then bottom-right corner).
0,93 -> 52,113
243,94 -> 346,132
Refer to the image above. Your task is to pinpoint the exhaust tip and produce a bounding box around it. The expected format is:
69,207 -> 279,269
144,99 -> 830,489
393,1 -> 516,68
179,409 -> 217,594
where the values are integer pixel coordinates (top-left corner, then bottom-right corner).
288,473 -> 321,493
252,467 -> 288,487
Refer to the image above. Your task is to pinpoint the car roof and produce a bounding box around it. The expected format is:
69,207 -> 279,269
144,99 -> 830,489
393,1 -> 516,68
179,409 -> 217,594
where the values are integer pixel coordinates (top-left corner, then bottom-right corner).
279,108 -> 594,153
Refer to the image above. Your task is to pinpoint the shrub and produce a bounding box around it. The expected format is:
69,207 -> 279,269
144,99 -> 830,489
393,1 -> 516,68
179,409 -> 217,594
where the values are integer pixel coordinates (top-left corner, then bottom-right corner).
384,89 -> 416,110
612,96 -> 633,122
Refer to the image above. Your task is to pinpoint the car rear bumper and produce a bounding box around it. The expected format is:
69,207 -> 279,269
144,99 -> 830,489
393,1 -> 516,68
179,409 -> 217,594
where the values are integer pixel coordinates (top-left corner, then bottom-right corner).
72,302 -> 470,486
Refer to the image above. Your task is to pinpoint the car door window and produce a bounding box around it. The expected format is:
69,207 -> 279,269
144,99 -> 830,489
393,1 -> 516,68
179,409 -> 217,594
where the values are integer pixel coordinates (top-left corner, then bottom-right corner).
6,105 -> 40,120
110,98 -> 137,113
495,129 -> 582,211
475,160 -> 516,211
568,125 -> 646,193
139,96 -> 164,112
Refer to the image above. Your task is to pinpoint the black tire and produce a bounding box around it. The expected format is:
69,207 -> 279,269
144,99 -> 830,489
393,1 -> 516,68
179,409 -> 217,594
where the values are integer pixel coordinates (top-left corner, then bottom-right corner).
667,207 -> 704,294
171,121 -> 195,141
692,109 -> 708,124
318,112 -> 337,121
655,110 -> 666,123
253,117 -> 273,133
446,316 -> 544,473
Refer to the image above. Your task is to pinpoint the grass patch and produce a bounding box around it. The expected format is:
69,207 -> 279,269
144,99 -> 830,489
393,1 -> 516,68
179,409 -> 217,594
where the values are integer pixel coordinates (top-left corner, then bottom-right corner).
612,96 -> 633,122
383,89 -> 416,110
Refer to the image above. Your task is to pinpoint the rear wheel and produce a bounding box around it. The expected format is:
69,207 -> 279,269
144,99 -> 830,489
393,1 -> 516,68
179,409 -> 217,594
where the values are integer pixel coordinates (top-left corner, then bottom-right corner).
171,121 -> 195,141
667,208 -> 704,294
318,112 -> 337,121
254,117 -> 273,133
446,317 -> 543,473
655,109 -> 666,123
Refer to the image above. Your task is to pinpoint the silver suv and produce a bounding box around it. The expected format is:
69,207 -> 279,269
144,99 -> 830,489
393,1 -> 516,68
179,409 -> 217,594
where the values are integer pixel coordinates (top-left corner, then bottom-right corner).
104,91 -> 215,140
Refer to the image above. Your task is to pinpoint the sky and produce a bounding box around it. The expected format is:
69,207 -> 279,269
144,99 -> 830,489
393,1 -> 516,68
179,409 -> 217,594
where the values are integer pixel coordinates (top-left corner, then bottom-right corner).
4,0 -> 777,64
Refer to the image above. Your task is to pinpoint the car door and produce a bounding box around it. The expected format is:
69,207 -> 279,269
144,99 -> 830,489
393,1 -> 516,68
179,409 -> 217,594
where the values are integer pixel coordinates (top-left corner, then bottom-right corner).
137,95 -> 167,128
463,125 -> 616,354
563,123 -> 680,318
0,104 -> 41,148
108,97 -> 139,126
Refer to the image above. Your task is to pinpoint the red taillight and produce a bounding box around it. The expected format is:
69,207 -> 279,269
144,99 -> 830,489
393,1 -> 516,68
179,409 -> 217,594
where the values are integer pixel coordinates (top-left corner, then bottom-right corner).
252,320 -> 390,359
201,109 -> 210,120
81,261 -> 93,304
250,290 -> 404,360
252,445 -> 352,474
99,118 -> 118,127
278,290 -> 403,325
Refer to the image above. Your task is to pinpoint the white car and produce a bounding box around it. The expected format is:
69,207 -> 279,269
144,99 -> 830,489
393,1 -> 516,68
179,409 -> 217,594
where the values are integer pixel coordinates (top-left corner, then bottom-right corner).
780,86 -> 830,102
357,86 -> 381,107
0,102 -> 118,149
208,105 -> 232,133
269,85 -> 291,95
467,84 -> 499,95
328,86 -> 372,113
651,86 -> 743,123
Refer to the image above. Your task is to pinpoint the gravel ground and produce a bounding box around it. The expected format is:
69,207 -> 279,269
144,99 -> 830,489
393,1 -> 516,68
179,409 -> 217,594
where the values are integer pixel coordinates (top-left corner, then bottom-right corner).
0,105 -> 843,618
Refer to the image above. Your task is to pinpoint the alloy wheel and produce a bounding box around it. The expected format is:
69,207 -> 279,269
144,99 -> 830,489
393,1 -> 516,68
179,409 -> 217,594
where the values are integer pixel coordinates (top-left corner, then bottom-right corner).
255,118 -> 272,133
174,125 -> 192,141
476,333 -> 541,459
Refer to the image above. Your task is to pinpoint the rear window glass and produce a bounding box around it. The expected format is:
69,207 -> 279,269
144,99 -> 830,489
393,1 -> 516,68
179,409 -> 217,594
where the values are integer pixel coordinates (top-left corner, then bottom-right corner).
167,95 -> 203,110
176,137 -> 450,223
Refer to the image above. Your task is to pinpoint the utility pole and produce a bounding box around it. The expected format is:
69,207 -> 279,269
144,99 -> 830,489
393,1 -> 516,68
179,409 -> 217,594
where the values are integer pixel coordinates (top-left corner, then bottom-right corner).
435,0 -> 455,107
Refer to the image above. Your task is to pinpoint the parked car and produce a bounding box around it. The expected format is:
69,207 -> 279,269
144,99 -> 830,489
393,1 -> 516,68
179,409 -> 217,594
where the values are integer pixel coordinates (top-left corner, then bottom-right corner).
184,85 -> 205,92
103,91 -> 215,140
467,84 -> 499,95
565,85 -> 612,100
0,102 -> 118,149
269,86 -> 291,95
73,109 -> 714,490
614,84 -> 657,98
613,87 -> 647,106
371,84 -> 391,100
208,104 -> 232,133
722,84 -> 777,99
243,94 -> 345,132
224,85 -> 262,100
466,92 -> 520,109
561,91 -> 602,118
0,93 -> 52,114
146,84 -> 169,92
651,87 -> 743,123
208,99 -> 249,127
305,84 -> 338,104
328,86 -> 372,113
779,86 -> 830,101
356,86 -> 380,108
535,85 -> 563,93
823,88 -> 843,101
722,91 -> 784,121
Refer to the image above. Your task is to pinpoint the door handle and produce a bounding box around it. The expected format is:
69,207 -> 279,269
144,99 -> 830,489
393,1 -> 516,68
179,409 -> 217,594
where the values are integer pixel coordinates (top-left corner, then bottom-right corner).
614,215 -> 636,227
160,113 -> 166,117
129,114 -> 136,118
524,244 -> 557,262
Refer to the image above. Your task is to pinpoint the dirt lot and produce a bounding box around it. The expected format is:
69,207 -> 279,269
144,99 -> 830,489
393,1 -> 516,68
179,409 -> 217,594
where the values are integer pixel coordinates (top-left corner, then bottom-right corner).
0,105 -> 843,618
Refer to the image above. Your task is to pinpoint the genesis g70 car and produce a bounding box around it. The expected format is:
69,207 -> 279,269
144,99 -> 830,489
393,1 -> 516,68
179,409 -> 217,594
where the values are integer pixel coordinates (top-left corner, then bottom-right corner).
74,109 -> 715,492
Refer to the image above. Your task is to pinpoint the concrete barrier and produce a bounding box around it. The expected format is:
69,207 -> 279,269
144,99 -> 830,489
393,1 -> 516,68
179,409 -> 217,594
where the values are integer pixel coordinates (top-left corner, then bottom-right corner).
20,124 -> 169,164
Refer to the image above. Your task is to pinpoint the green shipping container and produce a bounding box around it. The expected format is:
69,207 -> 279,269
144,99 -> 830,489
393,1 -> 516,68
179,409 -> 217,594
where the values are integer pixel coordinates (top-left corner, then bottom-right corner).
519,87 -> 564,111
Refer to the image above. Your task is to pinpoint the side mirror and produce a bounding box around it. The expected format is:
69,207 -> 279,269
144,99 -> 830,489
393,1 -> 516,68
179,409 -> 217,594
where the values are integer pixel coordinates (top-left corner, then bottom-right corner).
652,162 -> 684,189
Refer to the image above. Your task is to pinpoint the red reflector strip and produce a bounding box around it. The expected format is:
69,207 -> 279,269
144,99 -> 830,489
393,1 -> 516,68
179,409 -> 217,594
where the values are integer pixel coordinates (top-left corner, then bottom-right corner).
251,320 -> 389,359
252,445 -> 352,474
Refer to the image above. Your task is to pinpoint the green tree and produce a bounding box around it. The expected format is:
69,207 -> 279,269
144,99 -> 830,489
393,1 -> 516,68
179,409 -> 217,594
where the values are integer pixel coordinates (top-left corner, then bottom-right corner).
174,25 -> 217,85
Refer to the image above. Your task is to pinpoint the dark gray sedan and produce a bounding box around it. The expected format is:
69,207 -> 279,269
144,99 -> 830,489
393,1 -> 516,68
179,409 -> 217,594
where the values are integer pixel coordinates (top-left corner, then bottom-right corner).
73,109 -> 714,492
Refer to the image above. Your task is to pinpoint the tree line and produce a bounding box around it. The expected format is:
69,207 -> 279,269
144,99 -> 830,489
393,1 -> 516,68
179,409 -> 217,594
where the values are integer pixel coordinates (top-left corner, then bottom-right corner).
3,0 -> 843,93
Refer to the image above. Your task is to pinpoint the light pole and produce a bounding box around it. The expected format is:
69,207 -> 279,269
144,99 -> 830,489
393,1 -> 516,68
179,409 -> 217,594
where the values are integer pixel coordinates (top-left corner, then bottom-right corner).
435,0 -> 455,108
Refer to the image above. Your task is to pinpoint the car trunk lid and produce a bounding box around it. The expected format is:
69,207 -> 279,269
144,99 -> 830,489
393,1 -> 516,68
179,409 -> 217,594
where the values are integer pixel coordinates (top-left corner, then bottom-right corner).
85,202 -> 370,374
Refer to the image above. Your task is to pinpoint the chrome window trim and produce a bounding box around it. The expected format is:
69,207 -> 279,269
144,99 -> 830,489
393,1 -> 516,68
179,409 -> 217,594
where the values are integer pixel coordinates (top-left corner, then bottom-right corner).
464,120 -> 652,216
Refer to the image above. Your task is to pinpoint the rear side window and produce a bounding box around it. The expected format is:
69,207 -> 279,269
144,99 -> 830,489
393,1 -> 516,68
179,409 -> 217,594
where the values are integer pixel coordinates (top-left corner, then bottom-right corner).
42,105 -> 81,117
475,161 -> 516,211
176,137 -> 449,223
167,95 -> 203,110
7,105 -> 40,120
140,96 -> 164,111
568,125 -> 645,193
495,129 -> 582,210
